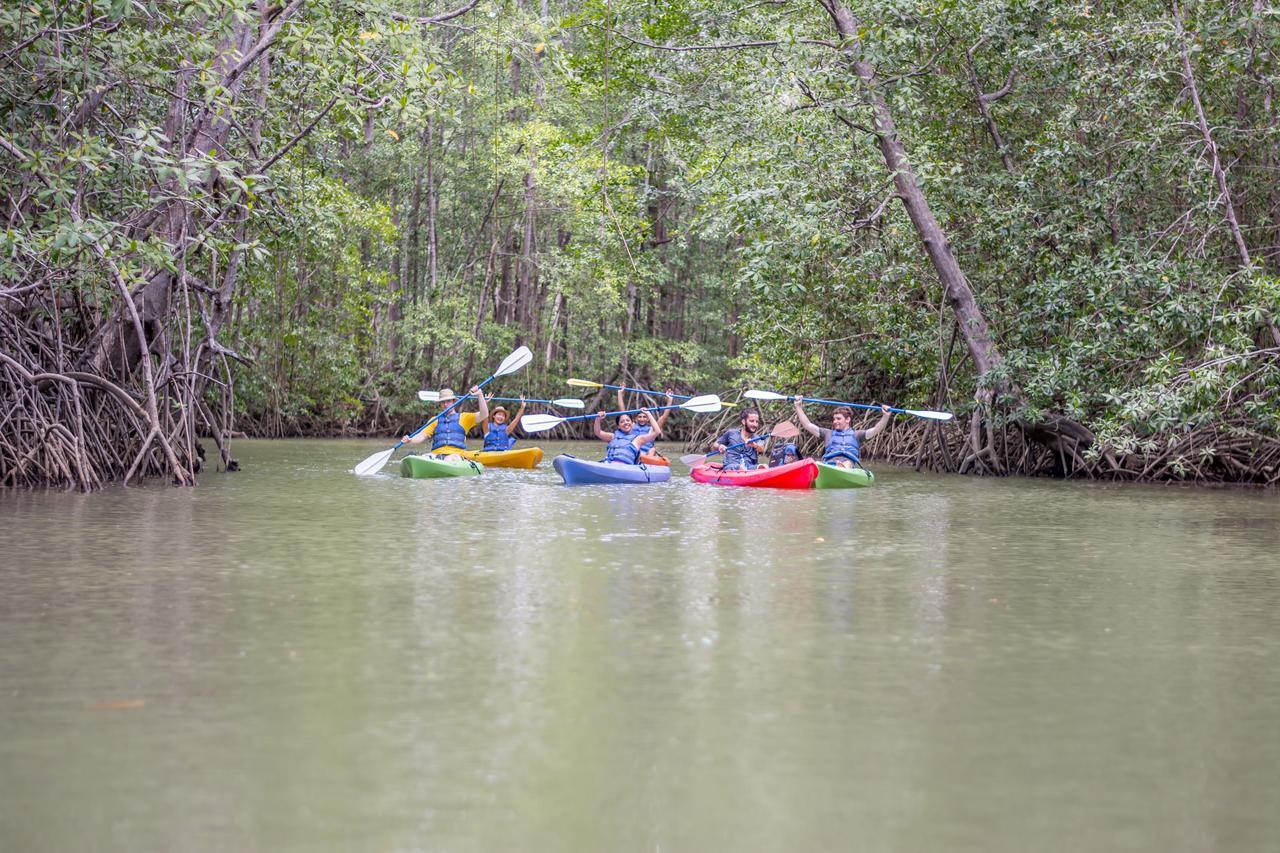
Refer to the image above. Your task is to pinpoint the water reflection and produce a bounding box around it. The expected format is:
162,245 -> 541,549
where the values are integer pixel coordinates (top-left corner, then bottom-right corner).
2,441 -> 1279,851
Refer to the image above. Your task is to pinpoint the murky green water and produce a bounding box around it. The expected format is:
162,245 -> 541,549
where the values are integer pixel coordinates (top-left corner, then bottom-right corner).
2,439 -> 1278,851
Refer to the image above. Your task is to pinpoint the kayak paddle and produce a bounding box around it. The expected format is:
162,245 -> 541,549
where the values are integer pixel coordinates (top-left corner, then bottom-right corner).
567,378 -> 737,406
679,421 -> 801,466
521,394 -> 724,433
417,391 -> 585,409
744,389 -> 954,421
355,346 -> 532,476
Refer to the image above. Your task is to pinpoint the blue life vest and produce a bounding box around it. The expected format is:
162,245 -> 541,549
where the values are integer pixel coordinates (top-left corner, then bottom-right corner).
823,428 -> 860,464
430,411 -> 468,450
632,423 -> 655,453
604,432 -> 640,465
720,429 -> 759,469
483,423 -> 515,452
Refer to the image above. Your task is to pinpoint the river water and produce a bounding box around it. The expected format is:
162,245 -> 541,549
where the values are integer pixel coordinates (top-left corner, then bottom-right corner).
2,439 -> 1278,851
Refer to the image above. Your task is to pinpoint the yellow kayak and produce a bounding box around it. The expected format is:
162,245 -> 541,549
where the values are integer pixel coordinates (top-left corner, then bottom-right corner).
434,445 -> 544,469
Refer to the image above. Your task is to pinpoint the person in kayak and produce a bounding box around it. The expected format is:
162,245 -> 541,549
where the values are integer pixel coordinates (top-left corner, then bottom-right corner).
768,442 -> 801,468
479,395 -> 525,451
401,386 -> 488,451
793,397 -> 892,468
615,388 -> 675,456
711,406 -> 768,469
593,409 -> 664,464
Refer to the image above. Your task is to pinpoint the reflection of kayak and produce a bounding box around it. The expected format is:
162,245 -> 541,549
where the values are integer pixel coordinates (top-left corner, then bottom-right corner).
639,452 -> 669,467
815,462 -> 875,488
400,453 -> 484,479
552,455 -> 671,485
690,458 -> 817,489
434,446 -> 544,469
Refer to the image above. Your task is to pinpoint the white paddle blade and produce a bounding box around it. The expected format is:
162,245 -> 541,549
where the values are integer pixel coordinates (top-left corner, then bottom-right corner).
566,378 -> 603,388
521,413 -> 566,433
417,390 -> 440,402
551,398 -> 586,409
679,394 -> 723,413
354,447 -> 395,476
679,454 -> 708,466
906,409 -> 954,421
744,389 -> 788,401
496,346 -> 533,377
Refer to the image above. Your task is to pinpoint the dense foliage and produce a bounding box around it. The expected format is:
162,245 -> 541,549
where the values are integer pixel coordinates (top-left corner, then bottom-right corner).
2,0 -> 1278,485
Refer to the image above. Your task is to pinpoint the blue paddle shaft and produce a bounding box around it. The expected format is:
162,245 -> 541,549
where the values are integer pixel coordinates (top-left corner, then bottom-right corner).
556,403 -> 686,425
602,383 -> 690,401
792,396 -> 902,415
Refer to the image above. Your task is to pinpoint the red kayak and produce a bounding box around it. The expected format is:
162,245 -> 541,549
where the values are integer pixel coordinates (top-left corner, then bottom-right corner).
689,459 -> 818,489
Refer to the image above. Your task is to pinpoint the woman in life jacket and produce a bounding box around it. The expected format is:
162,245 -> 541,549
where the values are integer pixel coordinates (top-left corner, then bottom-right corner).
711,406 -> 768,470
615,388 -> 675,457
401,385 -> 488,451
793,396 -> 892,469
479,395 -> 526,452
593,409 -> 664,465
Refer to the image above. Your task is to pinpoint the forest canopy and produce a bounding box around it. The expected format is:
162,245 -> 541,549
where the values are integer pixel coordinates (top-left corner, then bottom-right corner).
2,0 -> 1279,487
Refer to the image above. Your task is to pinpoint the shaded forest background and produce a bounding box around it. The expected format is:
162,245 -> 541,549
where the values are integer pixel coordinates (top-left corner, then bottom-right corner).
2,0 -> 1279,487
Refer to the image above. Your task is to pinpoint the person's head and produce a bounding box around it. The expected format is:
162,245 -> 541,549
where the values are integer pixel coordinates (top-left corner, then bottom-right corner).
615,413 -> 634,432
436,388 -> 457,410
832,406 -> 853,430
491,406 -> 508,425
740,406 -> 761,433
634,410 -> 651,427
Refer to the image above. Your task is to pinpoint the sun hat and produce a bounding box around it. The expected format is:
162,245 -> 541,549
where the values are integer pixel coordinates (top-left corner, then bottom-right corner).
436,388 -> 457,402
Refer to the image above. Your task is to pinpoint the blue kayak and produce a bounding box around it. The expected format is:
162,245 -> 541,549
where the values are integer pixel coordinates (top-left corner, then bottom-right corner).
552,455 -> 672,486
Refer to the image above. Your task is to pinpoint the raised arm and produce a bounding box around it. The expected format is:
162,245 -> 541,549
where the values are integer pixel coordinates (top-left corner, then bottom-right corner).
656,390 -> 675,428
473,386 -> 489,425
793,396 -> 821,437
631,410 -> 662,448
593,412 -> 614,442
858,404 -> 894,441
507,396 -> 526,433
616,388 -> 626,412
479,392 -> 494,431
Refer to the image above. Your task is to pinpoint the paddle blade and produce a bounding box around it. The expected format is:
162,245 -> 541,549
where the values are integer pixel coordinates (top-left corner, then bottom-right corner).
495,346 -> 533,377
566,378 -> 603,388
905,408 -> 954,421
744,389 -> 789,401
679,394 -> 723,413
354,447 -> 395,476
770,420 -> 801,439
417,390 -> 440,402
521,413 -> 566,433
679,453 -> 708,466
551,398 -> 586,409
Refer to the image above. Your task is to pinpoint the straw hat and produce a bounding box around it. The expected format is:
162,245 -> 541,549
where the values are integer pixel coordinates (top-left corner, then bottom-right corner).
436,388 -> 457,402
491,405 -> 509,418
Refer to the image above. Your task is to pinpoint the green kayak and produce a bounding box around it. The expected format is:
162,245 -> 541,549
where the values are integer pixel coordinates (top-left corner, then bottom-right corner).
399,453 -> 484,479
814,462 -> 875,489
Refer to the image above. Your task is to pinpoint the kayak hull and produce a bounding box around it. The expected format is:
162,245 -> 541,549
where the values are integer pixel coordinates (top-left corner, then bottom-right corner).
399,453 -> 484,479
434,445 -> 544,469
552,455 -> 671,486
690,458 -> 818,489
815,462 -> 875,489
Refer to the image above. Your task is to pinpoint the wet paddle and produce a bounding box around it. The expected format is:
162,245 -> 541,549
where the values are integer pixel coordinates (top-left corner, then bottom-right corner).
521,395 -> 724,433
355,346 -> 532,476
567,379 -> 737,406
743,389 -> 954,421
679,421 -> 800,466
418,391 -> 585,409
